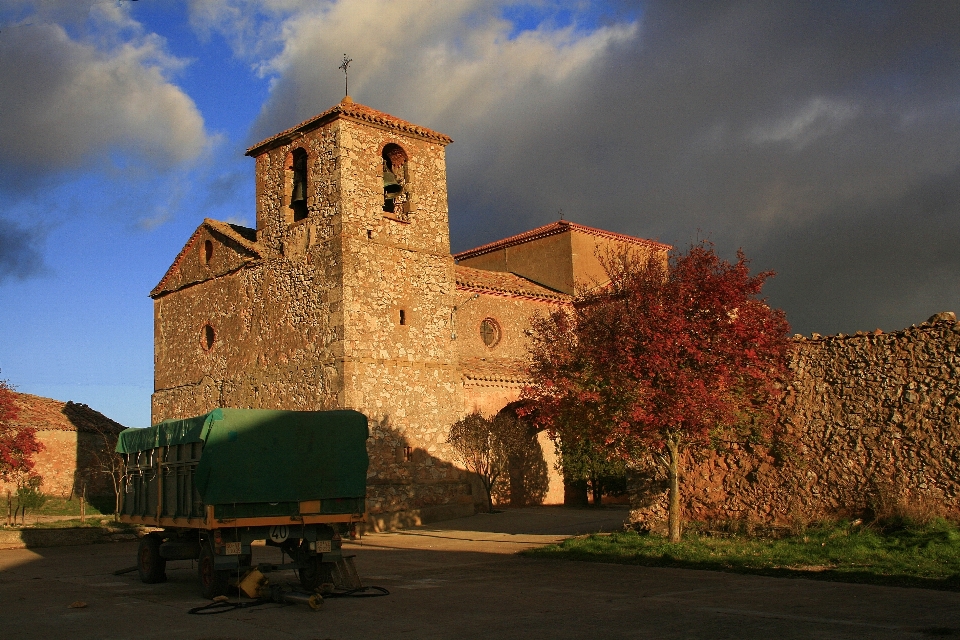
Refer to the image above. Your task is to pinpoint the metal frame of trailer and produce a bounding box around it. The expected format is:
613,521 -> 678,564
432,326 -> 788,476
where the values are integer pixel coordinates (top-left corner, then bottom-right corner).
115,409 -> 369,598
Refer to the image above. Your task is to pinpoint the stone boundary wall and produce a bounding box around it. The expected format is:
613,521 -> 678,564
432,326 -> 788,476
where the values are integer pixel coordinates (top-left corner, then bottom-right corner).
0,526 -> 139,550
630,312 -> 960,529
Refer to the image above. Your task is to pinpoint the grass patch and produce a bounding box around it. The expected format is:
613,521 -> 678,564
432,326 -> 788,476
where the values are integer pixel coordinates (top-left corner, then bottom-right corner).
1,518 -> 137,531
33,496 -> 112,517
523,519 -> 960,591
18,518 -> 130,530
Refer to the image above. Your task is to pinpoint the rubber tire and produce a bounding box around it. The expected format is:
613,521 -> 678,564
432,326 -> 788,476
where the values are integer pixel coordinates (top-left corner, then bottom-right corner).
297,554 -> 324,591
137,533 -> 167,584
198,543 -> 230,600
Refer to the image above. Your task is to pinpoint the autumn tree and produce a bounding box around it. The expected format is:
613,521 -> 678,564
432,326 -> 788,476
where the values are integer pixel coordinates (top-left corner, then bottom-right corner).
0,376 -> 43,488
524,242 -> 791,542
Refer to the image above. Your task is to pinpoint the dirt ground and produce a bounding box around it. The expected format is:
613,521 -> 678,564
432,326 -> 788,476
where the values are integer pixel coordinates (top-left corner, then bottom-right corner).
1,506 -> 959,639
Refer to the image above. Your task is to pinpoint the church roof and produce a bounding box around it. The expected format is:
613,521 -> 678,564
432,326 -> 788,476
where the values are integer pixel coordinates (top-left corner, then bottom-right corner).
150,219 -> 263,298
10,393 -> 127,433
246,99 -> 453,156
455,265 -> 569,302
454,220 -> 671,261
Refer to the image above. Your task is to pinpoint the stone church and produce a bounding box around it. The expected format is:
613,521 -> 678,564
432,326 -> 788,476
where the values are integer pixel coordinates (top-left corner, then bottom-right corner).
150,97 -> 669,529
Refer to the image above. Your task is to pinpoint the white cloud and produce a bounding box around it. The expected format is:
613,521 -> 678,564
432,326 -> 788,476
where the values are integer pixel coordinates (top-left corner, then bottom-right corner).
0,6 -> 209,180
188,0 -> 637,136
747,97 -> 861,148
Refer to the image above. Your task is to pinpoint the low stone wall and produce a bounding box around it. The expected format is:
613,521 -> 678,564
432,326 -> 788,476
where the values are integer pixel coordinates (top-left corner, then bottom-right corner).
630,312 -> 960,530
0,526 -> 139,550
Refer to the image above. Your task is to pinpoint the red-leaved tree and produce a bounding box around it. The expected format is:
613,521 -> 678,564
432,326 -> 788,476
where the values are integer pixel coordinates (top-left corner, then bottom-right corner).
0,377 -> 43,485
524,242 -> 791,541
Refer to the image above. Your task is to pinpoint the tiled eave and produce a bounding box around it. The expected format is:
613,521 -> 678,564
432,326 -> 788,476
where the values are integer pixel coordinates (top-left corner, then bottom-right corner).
455,266 -> 570,303
455,220 -> 672,261
246,100 -> 453,156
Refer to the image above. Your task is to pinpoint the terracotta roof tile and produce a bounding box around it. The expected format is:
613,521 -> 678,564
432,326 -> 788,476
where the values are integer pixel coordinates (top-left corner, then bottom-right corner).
455,265 -> 570,302
454,220 -> 671,261
246,99 -> 453,156
11,393 -> 127,433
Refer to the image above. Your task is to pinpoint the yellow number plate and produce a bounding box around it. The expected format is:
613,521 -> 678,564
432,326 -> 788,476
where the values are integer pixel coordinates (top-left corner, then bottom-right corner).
224,542 -> 242,555
316,540 -> 332,553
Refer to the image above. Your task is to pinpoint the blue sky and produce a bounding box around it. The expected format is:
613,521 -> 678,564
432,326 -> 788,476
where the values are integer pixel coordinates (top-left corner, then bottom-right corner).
1,0 -> 958,428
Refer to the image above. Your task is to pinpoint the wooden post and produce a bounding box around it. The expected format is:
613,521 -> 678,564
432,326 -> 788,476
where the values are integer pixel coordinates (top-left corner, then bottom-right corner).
6,490 -> 10,527
80,482 -> 86,525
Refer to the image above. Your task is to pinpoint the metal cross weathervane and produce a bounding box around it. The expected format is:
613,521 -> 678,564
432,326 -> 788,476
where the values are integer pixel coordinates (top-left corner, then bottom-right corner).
339,54 -> 353,97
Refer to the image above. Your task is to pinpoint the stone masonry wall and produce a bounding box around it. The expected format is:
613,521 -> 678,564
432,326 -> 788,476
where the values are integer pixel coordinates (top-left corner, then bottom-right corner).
630,312 -> 960,529
336,118 -> 474,526
153,108 -> 481,528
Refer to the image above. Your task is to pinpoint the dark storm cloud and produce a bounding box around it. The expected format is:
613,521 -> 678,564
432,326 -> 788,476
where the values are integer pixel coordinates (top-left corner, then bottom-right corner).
445,1 -> 960,334
216,0 -> 958,335
756,168 -> 960,335
0,218 -> 45,282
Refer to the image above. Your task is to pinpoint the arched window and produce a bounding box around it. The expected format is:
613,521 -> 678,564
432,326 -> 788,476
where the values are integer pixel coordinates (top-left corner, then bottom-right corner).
382,143 -> 409,216
290,148 -> 308,222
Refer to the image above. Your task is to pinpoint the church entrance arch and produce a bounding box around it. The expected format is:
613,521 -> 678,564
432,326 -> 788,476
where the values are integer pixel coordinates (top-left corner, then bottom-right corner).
492,401 -> 553,507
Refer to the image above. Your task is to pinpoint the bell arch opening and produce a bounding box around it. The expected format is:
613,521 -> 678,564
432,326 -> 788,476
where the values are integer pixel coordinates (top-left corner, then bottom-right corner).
287,148 -> 308,223
382,143 -> 409,216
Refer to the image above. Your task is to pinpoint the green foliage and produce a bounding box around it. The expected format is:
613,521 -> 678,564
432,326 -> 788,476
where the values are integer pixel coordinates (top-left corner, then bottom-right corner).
525,519 -> 960,590
557,437 -> 626,506
14,475 -> 46,522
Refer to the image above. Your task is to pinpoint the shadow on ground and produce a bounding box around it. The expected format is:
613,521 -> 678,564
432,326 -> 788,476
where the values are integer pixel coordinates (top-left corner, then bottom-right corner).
525,543 -> 960,593
415,505 -> 629,536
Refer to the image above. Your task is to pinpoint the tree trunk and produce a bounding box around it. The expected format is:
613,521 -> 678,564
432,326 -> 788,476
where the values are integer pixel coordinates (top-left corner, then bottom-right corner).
481,477 -> 494,512
591,475 -> 602,507
666,435 -> 681,543
112,469 -> 123,522
563,480 -> 588,507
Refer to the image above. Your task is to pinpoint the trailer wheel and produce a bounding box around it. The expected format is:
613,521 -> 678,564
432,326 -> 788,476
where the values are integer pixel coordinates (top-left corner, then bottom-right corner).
297,541 -> 334,591
297,555 -> 324,591
198,544 -> 229,599
137,534 -> 167,584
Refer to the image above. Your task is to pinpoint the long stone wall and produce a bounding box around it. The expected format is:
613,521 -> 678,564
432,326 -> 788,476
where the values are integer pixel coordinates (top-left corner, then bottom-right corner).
630,312 -> 960,529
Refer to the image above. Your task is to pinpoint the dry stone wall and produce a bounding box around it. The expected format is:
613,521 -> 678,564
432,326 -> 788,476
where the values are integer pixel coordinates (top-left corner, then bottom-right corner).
630,312 -> 960,529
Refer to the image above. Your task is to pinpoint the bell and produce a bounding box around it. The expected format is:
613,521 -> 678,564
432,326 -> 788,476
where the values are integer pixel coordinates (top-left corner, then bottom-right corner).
383,170 -> 402,195
291,177 -> 305,203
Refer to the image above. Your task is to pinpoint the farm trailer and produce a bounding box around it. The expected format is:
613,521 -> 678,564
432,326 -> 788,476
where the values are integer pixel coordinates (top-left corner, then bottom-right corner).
116,408 -> 368,598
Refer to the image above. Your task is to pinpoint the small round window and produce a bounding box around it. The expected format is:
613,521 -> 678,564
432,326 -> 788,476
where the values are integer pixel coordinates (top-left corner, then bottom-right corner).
201,323 -> 216,351
480,318 -> 501,348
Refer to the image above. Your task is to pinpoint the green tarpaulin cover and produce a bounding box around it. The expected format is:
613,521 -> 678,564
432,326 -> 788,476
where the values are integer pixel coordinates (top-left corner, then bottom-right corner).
116,409 -> 369,505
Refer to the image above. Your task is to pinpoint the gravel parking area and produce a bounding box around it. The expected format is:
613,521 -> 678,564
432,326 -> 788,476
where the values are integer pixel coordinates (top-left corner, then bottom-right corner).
1,506 -> 958,639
